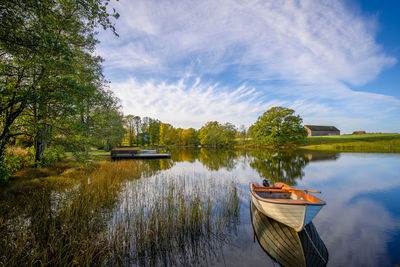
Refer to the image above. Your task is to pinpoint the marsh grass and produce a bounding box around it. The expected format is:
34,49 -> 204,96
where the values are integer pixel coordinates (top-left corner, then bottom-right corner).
0,160 -> 239,266
107,172 -> 240,266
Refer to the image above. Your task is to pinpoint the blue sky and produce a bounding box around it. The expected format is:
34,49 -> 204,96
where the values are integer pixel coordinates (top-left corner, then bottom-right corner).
97,0 -> 400,133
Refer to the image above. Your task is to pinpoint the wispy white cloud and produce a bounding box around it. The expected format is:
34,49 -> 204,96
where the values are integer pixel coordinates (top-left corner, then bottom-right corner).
98,0 -> 400,132
111,77 -> 278,128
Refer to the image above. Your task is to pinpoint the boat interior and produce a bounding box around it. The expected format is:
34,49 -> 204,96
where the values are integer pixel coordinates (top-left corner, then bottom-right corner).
254,190 -> 304,200
252,184 -> 305,200
250,182 -> 325,204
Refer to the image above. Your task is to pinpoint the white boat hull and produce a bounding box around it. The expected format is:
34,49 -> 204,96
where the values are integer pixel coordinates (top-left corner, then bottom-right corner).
251,195 -> 323,232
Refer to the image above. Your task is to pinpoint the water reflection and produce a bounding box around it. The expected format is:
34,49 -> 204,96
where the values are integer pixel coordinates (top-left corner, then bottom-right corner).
169,149 -> 340,185
171,148 -> 238,171
2,149 -> 399,266
141,149 -> 399,266
250,201 -> 328,267
303,151 -> 340,162
249,150 -> 310,185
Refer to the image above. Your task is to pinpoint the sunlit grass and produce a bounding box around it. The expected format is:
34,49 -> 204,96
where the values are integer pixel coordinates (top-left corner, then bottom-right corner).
0,160 -> 239,266
300,134 -> 400,153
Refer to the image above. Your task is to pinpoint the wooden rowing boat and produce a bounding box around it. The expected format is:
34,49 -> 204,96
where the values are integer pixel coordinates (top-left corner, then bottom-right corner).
249,182 -> 325,231
251,201 -> 328,267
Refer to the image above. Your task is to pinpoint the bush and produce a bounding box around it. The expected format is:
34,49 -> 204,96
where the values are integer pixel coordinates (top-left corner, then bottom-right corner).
38,146 -> 66,167
0,153 -> 23,182
72,151 -> 91,166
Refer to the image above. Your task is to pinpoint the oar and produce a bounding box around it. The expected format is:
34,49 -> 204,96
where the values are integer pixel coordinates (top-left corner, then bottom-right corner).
282,187 -> 321,194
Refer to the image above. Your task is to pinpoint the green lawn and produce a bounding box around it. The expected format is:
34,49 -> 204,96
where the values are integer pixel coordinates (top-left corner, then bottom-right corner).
65,150 -> 110,161
300,134 -> 400,153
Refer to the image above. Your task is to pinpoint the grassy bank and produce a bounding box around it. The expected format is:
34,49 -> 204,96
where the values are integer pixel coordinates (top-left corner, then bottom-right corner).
0,159 -> 239,266
300,134 -> 400,153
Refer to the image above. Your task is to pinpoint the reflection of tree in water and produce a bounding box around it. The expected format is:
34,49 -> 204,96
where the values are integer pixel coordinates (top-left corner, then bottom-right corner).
303,151 -> 340,162
141,159 -> 175,177
171,148 -> 200,163
250,150 -> 310,185
198,148 -> 237,171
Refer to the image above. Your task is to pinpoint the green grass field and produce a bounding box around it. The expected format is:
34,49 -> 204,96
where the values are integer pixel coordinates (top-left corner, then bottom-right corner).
65,150 -> 110,161
300,134 -> 400,153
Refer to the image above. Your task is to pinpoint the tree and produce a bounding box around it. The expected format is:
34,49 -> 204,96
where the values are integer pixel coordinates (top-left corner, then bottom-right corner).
238,125 -> 247,144
250,106 -> 307,146
91,91 -> 125,152
133,116 -> 141,146
199,121 -> 220,147
159,123 -> 175,145
199,121 -> 236,147
0,0 -> 119,174
220,123 -> 236,146
148,120 -> 160,145
182,128 -> 199,145
125,115 -> 136,146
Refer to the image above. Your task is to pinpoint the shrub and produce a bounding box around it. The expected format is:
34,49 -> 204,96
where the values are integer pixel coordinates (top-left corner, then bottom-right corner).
0,153 -> 23,182
38,146 -> 66,167
72,151 -> 91,166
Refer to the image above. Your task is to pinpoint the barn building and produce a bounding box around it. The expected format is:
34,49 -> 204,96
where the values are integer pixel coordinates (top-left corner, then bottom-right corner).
304,125 -> 340,136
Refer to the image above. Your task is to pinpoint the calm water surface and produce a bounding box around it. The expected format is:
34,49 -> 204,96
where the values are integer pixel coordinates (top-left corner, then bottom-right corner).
139,148 -> 400,266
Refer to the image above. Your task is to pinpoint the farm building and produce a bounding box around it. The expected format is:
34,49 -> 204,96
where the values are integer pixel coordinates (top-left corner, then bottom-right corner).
304,125 -> 340,136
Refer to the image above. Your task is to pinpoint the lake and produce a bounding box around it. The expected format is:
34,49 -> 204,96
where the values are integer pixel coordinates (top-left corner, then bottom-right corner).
1,148 -> 399,266
139,148 -> 400,266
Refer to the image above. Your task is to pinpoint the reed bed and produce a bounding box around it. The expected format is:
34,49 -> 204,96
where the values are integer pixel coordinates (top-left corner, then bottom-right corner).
107,172 -> 240,266
0,160 -> 239,266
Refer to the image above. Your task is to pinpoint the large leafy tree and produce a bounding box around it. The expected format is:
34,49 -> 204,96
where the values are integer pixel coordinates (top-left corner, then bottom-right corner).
148,119 -> 160,145
250,106 -> 307,146
199,121 -> 236,147
90,90 -> 125,151
0,0 -> 119,170
182,128 -> 199,145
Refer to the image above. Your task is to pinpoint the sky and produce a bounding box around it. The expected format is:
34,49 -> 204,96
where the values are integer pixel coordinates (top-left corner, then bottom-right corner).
96,0 -> 400,133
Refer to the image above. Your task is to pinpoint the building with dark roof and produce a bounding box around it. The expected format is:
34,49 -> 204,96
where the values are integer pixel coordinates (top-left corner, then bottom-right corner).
304,125 -> 340,136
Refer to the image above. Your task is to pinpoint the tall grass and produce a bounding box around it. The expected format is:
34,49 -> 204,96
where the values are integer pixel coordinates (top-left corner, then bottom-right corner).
0,160 -> 239,266
107,173 -> 239,266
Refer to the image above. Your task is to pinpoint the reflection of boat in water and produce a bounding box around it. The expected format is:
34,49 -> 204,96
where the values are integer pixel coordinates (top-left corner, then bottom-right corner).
251,202 -> 328,267
250,182 -> 325,231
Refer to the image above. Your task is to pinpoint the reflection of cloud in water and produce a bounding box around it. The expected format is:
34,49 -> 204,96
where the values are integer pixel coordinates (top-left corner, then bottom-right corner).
145,149 -> 400,266
317,200 -> 399,266
298,153 -> 400,266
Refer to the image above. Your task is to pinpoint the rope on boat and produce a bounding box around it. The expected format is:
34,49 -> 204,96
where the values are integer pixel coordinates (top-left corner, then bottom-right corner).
260,224 -> 281,267
304,227 -> 327,264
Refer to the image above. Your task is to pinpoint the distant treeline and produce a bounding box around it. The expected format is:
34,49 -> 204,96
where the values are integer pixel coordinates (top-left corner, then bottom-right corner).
123,115 -> 246,147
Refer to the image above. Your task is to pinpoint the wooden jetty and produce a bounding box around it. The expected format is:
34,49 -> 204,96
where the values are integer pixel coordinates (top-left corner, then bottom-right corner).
111,148 -> 171,160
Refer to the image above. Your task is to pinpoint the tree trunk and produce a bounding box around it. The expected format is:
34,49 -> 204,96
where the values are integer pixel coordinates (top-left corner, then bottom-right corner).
0,136 -> 10,172
34,122 -> 47,165
85,103 -> 90,156
106,139 -> 110,152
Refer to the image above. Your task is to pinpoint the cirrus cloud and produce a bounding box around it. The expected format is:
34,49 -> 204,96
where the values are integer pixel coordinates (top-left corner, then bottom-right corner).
98,0 -> 400,132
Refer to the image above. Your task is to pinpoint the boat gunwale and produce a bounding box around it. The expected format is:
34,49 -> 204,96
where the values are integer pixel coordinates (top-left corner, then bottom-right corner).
250,183 -> 326,205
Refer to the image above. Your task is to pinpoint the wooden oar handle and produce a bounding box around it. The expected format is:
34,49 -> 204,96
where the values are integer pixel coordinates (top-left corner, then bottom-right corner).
282,187 -> 321,194
304,190 -> 321,194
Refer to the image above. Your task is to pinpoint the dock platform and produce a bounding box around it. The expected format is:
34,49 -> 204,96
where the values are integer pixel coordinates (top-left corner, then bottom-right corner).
111,148 -> 171,160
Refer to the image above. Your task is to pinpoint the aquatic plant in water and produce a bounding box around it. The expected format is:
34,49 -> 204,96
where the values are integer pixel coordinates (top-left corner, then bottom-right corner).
0,160 -> 239,266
